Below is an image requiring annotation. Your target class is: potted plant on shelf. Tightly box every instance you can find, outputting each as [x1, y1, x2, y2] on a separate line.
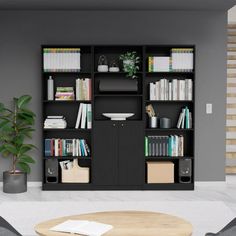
[119, 51, 140, 78]
[0, 95, 36, 193]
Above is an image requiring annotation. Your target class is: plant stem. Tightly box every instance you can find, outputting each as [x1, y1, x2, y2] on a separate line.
[12, 100, 17, 174]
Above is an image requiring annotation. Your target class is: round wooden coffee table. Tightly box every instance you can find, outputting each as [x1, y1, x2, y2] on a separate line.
[35, 211, 193, 236]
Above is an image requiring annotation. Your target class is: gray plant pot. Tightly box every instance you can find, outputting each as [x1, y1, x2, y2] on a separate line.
[3, 171, 27, 193]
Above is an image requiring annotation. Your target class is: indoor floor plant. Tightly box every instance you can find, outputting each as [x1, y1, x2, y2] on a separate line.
[0, 95, 36, 193]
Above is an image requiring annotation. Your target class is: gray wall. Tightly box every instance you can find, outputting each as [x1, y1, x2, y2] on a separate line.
[0, 10, 227, 181]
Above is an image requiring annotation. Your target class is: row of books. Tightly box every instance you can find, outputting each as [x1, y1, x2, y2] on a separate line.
[149, 79, 193, 101]
[55, 87, 75, 100]
[43, 48, 81, 72]
[145, 135, 184, 157]
[148, 48, 194, 72]
[76, 78, 92, 101]
[171, 48, 194, 72]
[44, 138, 90, 157]
[177, 107, 192, 129]
[75, 103, 92, 129]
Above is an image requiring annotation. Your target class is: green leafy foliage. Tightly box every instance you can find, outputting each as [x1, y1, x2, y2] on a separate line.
[119, 51, 140, 78]
[0, 95, 36, 174]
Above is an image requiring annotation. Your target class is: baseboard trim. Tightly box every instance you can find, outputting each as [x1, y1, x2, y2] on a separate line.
[0, 181, 42, 187]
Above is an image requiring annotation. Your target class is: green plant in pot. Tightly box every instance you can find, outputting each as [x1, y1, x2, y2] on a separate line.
[119, 51, 140, 78]
[0, 95, 36, 193]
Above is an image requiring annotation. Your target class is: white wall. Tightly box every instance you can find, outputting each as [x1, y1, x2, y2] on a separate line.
[228, 5, 236, 22]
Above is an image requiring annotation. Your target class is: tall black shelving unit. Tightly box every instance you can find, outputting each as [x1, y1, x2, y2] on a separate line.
[42, 45, 195, 190]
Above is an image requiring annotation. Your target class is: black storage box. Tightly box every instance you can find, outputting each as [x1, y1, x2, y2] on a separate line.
[99, 78, 138, 92]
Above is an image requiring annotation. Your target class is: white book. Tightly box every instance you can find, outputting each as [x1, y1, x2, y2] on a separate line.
[172, 79, 178, 100]
[188, 79, 193, 100]
[72, 139, 76, 157]
[149, 83, 155, 100]
[168, 82, 172, 100]
[155, 81, 160, 100]
[87, 104, 92, 129]
[50, 220, 113, 236]
[181, 108, 186, 129]
[76, 79, 81, 101]
[85, 78, 90, 100]
[81, 104, 87, 129]
[177, 111, 184, 129]
[160, 79, 165, 100]
[179, 80, 185, 100]
[164, 79, 168, 100]
[153, 57, 170, 72]
[54, 139, 59, 156]
[175, 135, 179, 157]
[75, 103, 83, 129]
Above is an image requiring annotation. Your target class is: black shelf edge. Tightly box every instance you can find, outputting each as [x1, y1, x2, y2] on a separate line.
[43, 71, 91, 74]
[145, 128, 194, 131]
[145, 100, 193, 103]
[43, 100, 91, 103]
[143, 183, 194, 190]
[44, 156, 91, 160]
[145, 156, 193, 160]
[94, 94, 143, 97]
[94, 72, 143, 75]
[43, 128, 91, 131]
[145, 71, 194, 74]
[42, 183, 194, 191]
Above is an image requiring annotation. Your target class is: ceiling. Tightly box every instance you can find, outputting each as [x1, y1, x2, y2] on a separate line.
[0, 0, 235, 11]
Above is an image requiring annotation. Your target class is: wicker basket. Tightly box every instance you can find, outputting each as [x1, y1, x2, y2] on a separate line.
[61, 159, 89, 183]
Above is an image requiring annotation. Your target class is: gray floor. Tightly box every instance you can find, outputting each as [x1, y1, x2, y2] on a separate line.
[0, 176, 236, 236]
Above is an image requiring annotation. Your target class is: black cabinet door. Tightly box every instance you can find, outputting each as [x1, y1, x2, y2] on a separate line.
[118, 121, 144, 185]
[93, 121, 118, 185]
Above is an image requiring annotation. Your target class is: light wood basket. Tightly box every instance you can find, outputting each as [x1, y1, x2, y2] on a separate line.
[61, 159, 90, 183]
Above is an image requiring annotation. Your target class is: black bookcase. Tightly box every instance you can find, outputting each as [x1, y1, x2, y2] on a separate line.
[42, 45, 195, 190]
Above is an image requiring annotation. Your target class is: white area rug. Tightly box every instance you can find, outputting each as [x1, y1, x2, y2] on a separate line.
[0, 201, 234, 236]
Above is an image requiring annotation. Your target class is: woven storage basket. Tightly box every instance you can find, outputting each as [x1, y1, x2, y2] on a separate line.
[61, 159, 89, 183]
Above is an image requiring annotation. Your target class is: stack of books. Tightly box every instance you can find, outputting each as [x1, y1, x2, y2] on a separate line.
[44, 138, 90, 157]
[43, 48, 81, 72]
[76, 78, 92, 101]
[55, 87, 75, 100]
[75, 103, 92, 129]
[148, 57, 171, 72]
[176, 107, 192, 129]
[148, 48, 194, 72]
[44, 116, 67, 129]
[171, 48, 194, 72]
[145, 135, 184, 157]
[149, 79, 193, 101]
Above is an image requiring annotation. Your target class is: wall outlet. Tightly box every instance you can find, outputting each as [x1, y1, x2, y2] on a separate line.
[206, 103, 212, 114]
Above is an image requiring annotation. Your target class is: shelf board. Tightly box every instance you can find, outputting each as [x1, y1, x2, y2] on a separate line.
[145, 128, 194, 131]
[94, 94, 142, 97]
[43, 71, 91, 74]
[43, 100, 91, 103]
[94, 72, 143, 75]
[145, 156, 193, 160]
[145, 100, 193, 103]
[146, 71, 194, 75]
[44, 156, 91, 160]
[43, 128, 91, 132]
[143, 183, 194, 190]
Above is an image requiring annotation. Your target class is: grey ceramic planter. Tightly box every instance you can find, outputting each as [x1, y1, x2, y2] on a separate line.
[3, 171, 27, 193]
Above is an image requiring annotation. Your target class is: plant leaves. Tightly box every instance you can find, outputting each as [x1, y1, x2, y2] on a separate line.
[0, 120, 10, 128]
[17, 95, 32, 109]
[4, 144, 17, 155]
[19, 155, 35, 164]
[17, 162, 30, 173]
